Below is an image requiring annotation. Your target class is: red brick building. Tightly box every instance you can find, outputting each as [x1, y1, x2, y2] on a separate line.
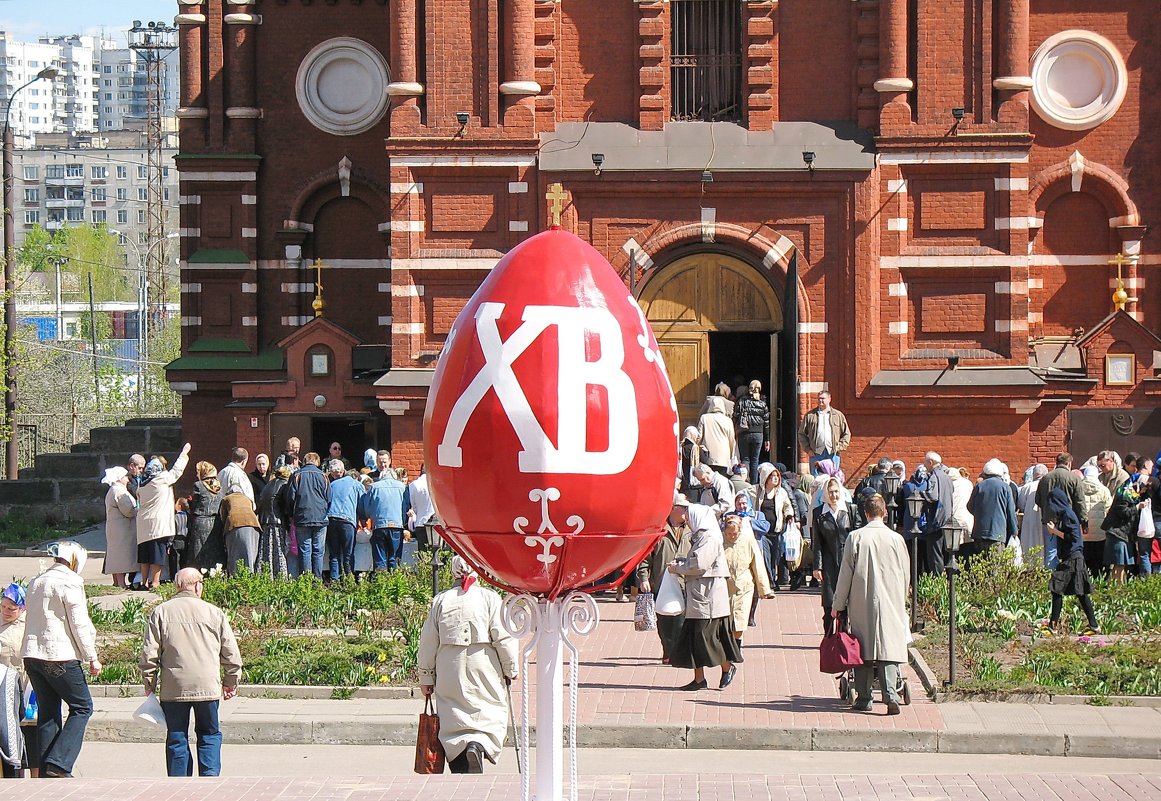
[168, 0, 1161, 477]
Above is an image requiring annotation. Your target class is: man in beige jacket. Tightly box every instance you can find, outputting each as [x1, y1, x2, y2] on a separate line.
[140, 568, 241, 777]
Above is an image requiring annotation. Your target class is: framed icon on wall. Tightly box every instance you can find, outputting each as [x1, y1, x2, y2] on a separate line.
[1105, 353, 1135, 386]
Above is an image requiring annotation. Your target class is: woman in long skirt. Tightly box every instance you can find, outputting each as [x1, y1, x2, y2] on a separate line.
[256, 466, 290, 578]
[100, 467, 137, 588]
[669, 502, 742, 691]
[722, 514, 771, 654]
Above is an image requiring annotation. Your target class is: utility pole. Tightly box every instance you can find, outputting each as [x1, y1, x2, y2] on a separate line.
[129, 21, 177, 336]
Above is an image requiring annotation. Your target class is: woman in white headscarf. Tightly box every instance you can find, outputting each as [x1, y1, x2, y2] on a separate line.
[100, 466, 137, 589]
[135, 444, 192, 590]
[417, 556, 518, 774]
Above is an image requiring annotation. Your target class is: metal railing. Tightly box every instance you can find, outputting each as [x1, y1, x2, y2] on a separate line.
[670, 0, 743, 122]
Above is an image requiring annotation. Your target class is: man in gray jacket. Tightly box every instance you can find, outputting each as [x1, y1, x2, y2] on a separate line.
[140, 568, 242, 777]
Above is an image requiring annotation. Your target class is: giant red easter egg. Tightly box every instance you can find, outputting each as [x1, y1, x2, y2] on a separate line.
[423, 228, 679, 598]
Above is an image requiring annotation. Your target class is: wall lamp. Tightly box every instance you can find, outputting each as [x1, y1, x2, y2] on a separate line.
[591, 153, 604, 176]
[947, 355, 960, 370]
[454, 111, 469, 136]
[802, 151, 815, 173]
[951, 107, 965, 135]
[701, 169, 713, 183]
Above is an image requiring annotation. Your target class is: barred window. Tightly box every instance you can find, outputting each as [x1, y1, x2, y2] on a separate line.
[670, 0, 742, 122]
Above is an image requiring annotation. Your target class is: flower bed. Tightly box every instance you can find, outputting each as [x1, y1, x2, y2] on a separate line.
[88, 554, 453, 688]
[914, 546, 1161, 698]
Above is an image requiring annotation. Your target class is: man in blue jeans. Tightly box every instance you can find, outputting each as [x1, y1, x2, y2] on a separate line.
[285, 452, 330, 578]
[326, 461, 366, 580]
[140, 568, 242, 777]
[358, 452, 408, 570]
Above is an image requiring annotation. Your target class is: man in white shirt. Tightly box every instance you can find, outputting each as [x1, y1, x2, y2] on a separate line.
[217, 447, 255, 510]
[405, 465, 440, 550]
[797, 391, 851, 475]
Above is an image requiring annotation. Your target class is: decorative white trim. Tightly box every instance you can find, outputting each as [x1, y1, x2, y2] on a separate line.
[1122, 240, 1142, 257]
[241, 227, 258, 238]
[886, 179, 907, 193]
[1027, 254, 1161, 267]
[180, 283, 202, 293]
[873, 78, 914, 92]
[175, 13, 207, 24]
[378, 315, 394, 326]
[995, 319, 1029, 332]
[241, 282, 258, 293]
[798, 322, 828, 334]
[995, 216, 1040, 230]
[762, 235, 796, 269]
[390, 182, 423, 195]
[887, 217, 908, 231]
[1109, 277, 1141, 289]
[180, 316, 202, 326]
[1028, 278, 1044, 289]
[888, 282, 907, 297]
[993, 76, 1034, 91]
[499, 80, 542, 96]
[888, 321, 909, 335]
[994, 281, 1028, 295]
[391, 257, 500, 271]
[509, 182, 529, 194]
[181, 171, 257, 182]
[180, 227, 201, 237]
[389, 220, 425, 232]
[169, 382, 198, 394]
[879, 151, 1029, 165]
[1010, 399, 1042, 414]
[881, 255, 1019, 269]
[241, 316, 258, 326]
[700, 207, 716, 243]
[1031, 30, 1127, 132]
[379, 400, 412, 416]
[181, 260, 256, 271]
[798, 382, 829, 394]
[1028, 312, 1044, 324]
[281, 315, 314, 326]
[296, 37, 391, 136]
[994, 177, 1029, 191]
[391, 284, 424, 297]
[621, 238, 655, 270]
[280, 282, 314, 293]
[283, 220, 314, 232]
[315, 258, 389, 269]
[392, 155, 537, 168]
[223, 12, 262, 23]
[385, 81, 425, 97]
[176, 107, 210, 119]
[392, 322, 424, 334]
[241, 194, 258, 205]
[225, 107, 262, 118]
[509, 220, 529, 232]
[179, 194, 201, 205]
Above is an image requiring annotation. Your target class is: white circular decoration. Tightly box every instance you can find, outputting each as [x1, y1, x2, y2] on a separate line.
[296, 38, 390, 136]
[1030, 30, 1126, 131]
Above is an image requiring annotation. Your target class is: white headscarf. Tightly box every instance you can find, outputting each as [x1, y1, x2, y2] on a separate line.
[101, 466, 128, 486]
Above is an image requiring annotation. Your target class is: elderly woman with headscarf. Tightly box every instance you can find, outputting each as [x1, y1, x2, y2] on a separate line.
[1042, 488, 1101, 635]
[721, 513, 772, 654]
[256, 465, 292, 578]
[418, 556, 518, 774]
[812, 476, 861, 635]
[679, 426, 702, 497]
[1, 583, 35, 777]
[21, 542, 100, 778]
[1017, 464, 1048, 564]
[1101, 481, 1141, 584]
[810, 459, 849, 507]
[668, 503, 742, 691]
[185, 461, 224, 571]
[219, 469, 262, 576]
[135, 444, 192, 590]
[100, 466, 137, 589]
[749, 464, 796, 590]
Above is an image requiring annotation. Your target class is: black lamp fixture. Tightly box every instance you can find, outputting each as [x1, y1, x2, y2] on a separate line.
[591, 152, 605, 176]
[883, 472, 901, 520]
[454, 111, 469, 136]
[947, 355, 960, 370]
[700, 169, 713, 183]
[940, 521, 967, 686]
[951, 107, 965, 135]
[905, 488, 926, 630]
[801, 151, 816, 172]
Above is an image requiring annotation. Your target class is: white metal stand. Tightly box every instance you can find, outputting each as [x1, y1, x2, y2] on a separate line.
[502, 591, 598, 801]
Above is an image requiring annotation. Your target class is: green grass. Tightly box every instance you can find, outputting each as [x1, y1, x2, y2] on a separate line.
[0, 513, 90, 549]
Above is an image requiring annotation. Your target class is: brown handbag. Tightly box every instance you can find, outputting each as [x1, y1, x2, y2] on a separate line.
[414, 696, 445, 774]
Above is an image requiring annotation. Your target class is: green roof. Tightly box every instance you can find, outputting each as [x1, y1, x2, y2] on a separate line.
[167, 348, 284, 372]
[188, 249, 250, 264]
[188, 338, 251, 354]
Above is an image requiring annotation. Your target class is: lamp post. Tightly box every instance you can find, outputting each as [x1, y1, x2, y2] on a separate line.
[3, 66, 58, 478]
[905, 489, 926, 631]
[940, 521, 966, 686]
[109, 229, 178, 411]
[883, 472, 901, 531]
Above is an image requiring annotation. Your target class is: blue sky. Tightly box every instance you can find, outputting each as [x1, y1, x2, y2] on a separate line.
[0, 1, 173, 44]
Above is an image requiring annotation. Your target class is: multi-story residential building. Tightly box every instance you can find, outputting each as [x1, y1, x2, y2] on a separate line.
[40, 34, 104, 135]
[97, 47, 179, 132]
[0, 33, 68, 143]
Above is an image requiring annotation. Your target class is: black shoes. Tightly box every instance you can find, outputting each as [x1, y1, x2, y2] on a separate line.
[43, 764, 74, 778]
[679, 679, 708, 691]
[886, 701, 901, 716]
[464, 742, 485, 774]
[850, 699, 873, 712]
[719, 666, 737, 689]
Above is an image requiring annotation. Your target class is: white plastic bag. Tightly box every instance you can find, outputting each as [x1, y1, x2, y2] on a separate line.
[133, 693, 165, 729]
[654, 570, 685, 616]
[1139, 500, 1155, 539]
[1006, 535, 1023, 567]
[782, 521, 803, 566]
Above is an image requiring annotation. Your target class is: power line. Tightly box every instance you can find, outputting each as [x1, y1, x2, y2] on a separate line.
[17, 336, 175, 367]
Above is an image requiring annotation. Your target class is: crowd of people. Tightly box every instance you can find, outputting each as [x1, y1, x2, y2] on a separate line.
[100, 437, 439, 586]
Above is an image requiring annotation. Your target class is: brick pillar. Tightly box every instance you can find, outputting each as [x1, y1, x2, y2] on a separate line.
[175, 2, 208, 150]
[637, 0, 667, 130]
[993, 0, 1031, 130]
[501, 0, 540, 127]
[533, 1, 558, 121]
[224, 4, 260, 153]
[388, 0, 423, 128]
[743, 0, 776, 129]
[875, 0, 912, 133]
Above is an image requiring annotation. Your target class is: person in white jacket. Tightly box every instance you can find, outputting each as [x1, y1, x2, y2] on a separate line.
[20, 542, 101, 778]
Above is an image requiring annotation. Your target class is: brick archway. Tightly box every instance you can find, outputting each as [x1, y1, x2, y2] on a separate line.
[1030, 152, 1139, 228]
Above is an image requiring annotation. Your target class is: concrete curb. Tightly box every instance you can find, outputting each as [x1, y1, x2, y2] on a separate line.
[82, 715, 1161, 759]
[87, 683, 419, 700]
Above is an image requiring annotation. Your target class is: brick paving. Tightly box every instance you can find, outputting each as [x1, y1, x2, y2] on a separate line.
[526, 589, 943, 731]
[8, 773, 1161, 801]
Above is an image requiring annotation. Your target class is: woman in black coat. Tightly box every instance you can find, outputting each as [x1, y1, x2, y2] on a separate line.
[184, 461, 225, 570]
[812, 476, 859, 635]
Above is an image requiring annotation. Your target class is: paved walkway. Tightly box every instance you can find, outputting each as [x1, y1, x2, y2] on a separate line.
[9, 773, 1161, 801]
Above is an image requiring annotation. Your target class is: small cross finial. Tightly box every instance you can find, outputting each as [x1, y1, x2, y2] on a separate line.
[546, 182, 567, 228]
[312, 259, 326, 318]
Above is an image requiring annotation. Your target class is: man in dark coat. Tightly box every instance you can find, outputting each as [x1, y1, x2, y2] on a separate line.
[967, 458, 1018, 561]
[284, 452, 330, 578]
[1035, 452, 1087, 569]
[856, 457, 893, 504]
[922, 452, 955, 574]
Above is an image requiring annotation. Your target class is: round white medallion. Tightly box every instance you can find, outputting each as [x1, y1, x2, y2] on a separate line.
[1030, 30, 1126, 131]
[296, 37, 391, 136]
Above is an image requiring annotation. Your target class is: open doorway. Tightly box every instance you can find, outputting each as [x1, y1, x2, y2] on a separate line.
[708, 331, 773, 400]
[310, 416, 384, 468]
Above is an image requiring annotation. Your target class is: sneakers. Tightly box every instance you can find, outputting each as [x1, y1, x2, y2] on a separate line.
[719, 666, 737, 689]
[1038, 624, 1056, 637]
[1081, 626, 1102, 636]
